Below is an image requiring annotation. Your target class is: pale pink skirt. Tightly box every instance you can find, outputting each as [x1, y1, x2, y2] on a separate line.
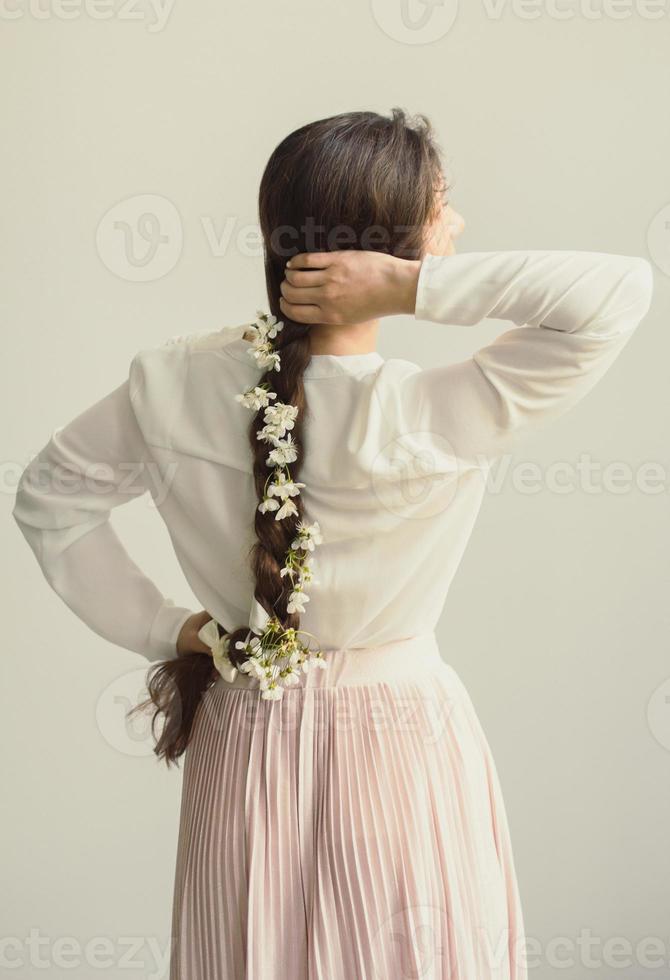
[169, 632, 527, 980]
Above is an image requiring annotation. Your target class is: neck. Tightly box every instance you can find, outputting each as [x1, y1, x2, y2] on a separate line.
[307, 319, 380, 356]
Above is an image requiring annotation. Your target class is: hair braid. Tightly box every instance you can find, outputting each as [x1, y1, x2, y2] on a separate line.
[227, 322, 313, 663]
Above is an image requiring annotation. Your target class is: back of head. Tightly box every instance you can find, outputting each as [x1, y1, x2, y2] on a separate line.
[260, 107, 444, 311]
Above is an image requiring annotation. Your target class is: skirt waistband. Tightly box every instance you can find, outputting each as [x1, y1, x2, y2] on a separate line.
[216, 631, 443, 692]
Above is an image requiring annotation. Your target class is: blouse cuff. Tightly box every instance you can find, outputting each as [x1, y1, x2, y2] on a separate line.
[414, 253, 482, 326]
[147, 600, 195, 662]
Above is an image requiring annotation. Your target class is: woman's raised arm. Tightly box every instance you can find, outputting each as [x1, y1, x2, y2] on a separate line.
[281, 249, 654, 463]
[404, 250, 654, 463]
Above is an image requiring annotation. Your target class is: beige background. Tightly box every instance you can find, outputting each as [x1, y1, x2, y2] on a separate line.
[2, 1, 669, 977]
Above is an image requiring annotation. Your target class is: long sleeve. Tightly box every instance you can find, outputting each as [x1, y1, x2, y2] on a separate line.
[406, 250, 654, 464]
[12, 378, 195, 662]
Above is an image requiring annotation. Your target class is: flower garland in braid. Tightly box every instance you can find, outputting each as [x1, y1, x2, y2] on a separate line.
[198, 311, 327, 700]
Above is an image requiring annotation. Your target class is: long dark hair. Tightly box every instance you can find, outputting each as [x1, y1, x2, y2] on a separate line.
[132, 108, 444, 765]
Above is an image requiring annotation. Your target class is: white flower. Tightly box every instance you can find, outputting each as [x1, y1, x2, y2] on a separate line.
[248, 344, 281, 372]
[256, 426, 276, 445]
[254, 310, 284, 340]
[282, 671, 300, 687]
[291, 520, 322, 551]
[302, 653, 328, 673]
[257, 403, 298, 443]
[239, 656, 267, 681]
[235, 634, 263, 658]
[287, 589, 309, 614]
[266, 435, 298, 467]
[263, 402, 298, 437]
[258, 496, 280, 514]
[261, 685, 284, 701]
[235, 386, 277, 411]
[267, 472, 305, 501]
[275, 498, 299, 521]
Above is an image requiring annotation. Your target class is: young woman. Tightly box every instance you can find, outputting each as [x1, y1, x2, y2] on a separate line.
[13, 109, 653, 979]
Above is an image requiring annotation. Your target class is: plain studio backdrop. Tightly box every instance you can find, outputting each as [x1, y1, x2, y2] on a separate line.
[2, 3, 669, 978]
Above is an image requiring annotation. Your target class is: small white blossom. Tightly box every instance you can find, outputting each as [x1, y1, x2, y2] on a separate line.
[239, 657, 267, 681]
[248, 344, 281, 371]
[235, 635, 262, 658]
[263, 402, 298, 437]
[267, 472, 305, 501]
[291, 520, 323, 551]
[258, 496, 280, 514]
[302, 654, 328, 673]
[257, 403, 298, 442]
[235, 386, 277, 411]
[287, 589, 309, 614]
[261, 685, 284, 701]
[275, 498, 299, 521]
[254, 310, 284, 340]
[266, 435, 298, 467]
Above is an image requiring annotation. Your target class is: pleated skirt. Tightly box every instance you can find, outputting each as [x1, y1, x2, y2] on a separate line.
[168, 632, 527, 980]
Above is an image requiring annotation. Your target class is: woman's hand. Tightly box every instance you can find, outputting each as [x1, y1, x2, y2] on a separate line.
[176, 610, 215, 657]
[279, 251, 422, 325]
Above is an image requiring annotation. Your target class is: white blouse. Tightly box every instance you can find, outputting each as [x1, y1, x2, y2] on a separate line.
[13, 250, 653, 661]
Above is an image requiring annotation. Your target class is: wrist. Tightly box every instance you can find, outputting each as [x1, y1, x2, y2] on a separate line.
[386, 257, 421, 316]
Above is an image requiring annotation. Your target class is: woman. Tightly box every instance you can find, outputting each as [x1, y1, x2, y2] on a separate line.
[13, 109, 653, 979]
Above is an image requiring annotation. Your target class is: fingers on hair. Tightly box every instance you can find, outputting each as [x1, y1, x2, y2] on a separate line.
[280, 282, 324, 305]
[284, 269, 328, 287]
[287, 252, 332, 270]
[279, 297, 321, 323]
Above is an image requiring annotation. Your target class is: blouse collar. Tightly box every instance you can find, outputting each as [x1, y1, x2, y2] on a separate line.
[222, 331, 385, 379]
